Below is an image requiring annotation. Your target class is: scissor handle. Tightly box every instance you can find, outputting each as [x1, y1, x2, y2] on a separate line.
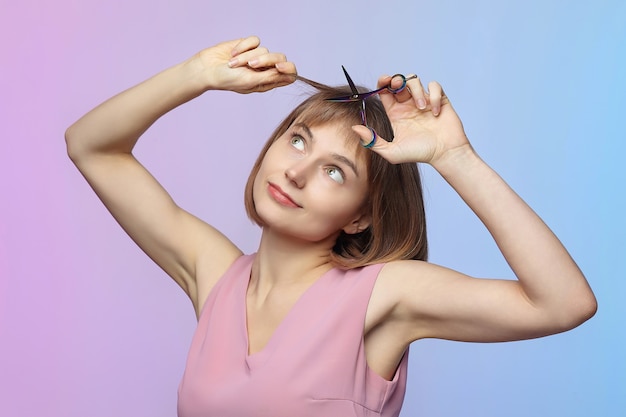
[387, 74, 418, 94]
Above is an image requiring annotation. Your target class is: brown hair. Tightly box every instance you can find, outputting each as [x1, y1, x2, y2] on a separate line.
[244, 76, 428, 268]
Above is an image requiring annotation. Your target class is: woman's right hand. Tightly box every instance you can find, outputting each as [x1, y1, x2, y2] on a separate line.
[191, 36, 297, 94]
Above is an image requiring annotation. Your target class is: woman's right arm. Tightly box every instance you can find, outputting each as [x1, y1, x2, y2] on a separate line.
[65, 36, 297, 315]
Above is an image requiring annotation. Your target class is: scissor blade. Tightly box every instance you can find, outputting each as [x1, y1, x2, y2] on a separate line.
[341, 65, 359, 96]
[326, 95, 360, 102]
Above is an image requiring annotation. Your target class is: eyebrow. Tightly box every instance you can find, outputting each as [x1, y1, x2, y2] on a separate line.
[293, 122, 360, 177]
[331, 153, 360, 177]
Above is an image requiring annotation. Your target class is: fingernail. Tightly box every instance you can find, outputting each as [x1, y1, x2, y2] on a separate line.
[228, 58, 238, 68]
[248, 59, 259, 67]
[417, 98, 426, 109]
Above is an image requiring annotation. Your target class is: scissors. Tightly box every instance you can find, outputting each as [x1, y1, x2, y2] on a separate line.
[326, 66, 417, 147]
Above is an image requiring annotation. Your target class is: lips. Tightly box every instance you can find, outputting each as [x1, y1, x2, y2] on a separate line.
[267, 183, 302, 208]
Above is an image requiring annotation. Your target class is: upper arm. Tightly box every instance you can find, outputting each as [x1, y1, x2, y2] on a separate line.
[376, 260, 586, 344]
[72, 151, 242, 311]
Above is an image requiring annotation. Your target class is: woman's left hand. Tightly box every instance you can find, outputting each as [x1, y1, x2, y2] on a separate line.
[352, 75, 469, 165]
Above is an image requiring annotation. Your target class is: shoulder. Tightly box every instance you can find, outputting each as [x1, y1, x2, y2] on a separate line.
[372, 259, 435, 301]
[375, 259, 460, 295]
[365, 260, 445, 331]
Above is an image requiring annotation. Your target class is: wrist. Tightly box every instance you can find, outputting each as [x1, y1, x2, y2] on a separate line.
[179, 56, 215, 94]
[430, 142, 482, 178]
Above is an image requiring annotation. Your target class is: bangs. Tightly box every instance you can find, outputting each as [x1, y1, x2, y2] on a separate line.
[291, 88, 378, 163]
[295, 102, 367, 155]
[297, 96, 362, 128]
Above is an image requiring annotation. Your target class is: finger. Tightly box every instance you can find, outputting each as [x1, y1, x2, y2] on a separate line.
[351, 125, 391, 151]
[230, 35, 261, 57]
[247, 52, 288, 69]
[228, 46, 269, 68]
[405, 75, 427, 109]
[264, 69, 298, 89]
[389, 74, 414, 104]
[251, 64, 298, 92]
[375, 74, 393, 89]
[427, 81, 444, 116]
[275, 61, 297, 77]
[377, 75, 397, 109]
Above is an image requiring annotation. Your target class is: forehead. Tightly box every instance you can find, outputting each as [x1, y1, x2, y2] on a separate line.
[290, 117, 369, 162]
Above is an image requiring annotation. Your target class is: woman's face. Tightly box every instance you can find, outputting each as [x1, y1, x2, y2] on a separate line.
[252, 120, 371, 243]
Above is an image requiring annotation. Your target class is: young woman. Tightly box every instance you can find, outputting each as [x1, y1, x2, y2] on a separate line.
[65, 36, 597, 417]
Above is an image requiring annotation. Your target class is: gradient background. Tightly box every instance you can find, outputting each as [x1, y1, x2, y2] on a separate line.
[1, 0, 624, 416]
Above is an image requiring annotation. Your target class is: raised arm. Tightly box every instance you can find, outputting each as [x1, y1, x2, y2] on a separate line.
[356, 75, 596, 343]
[65, 36, 297, 315]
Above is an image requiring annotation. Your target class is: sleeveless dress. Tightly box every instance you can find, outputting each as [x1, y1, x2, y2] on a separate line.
[178, 254, 409, 417]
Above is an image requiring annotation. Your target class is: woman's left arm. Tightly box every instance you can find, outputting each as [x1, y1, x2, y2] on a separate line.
[356, 75, 597, 343]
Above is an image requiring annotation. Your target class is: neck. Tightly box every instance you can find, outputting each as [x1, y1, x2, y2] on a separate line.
[252, 227, 338, 290]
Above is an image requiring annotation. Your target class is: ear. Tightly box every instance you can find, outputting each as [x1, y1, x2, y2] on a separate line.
[342, 213, 372, 235]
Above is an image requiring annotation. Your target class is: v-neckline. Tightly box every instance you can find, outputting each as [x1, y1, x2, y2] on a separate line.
[243, 262, 335, 366]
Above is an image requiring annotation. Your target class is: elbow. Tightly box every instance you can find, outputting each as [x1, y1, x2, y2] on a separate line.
[578, 292, 598, 324]
[65, 124, 81, 163]
[573, 281, 598, 326]
[65, 123, 94, 165]
[555, 290, 598, 332]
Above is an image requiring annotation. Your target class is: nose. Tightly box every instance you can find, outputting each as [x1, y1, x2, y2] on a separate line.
[284, 162, 309, 189]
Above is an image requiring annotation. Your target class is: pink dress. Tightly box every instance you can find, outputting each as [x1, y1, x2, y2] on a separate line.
[178, 254, 408, 417]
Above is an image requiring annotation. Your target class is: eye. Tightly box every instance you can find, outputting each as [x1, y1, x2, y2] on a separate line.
[290, 135, 305, 151]
[326, 167, 345, 184]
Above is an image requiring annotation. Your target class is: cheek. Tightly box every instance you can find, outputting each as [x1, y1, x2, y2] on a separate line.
[254, 152, 274, 182]
[251, 166, 268, 207]
[319, 191, 367, 223]
[257, 147, 284, 173]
